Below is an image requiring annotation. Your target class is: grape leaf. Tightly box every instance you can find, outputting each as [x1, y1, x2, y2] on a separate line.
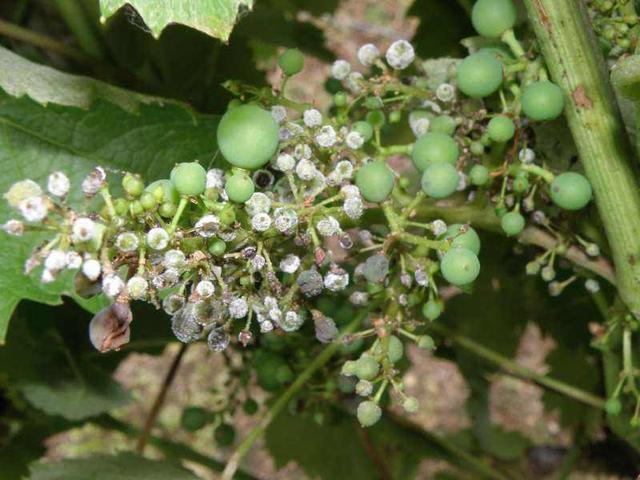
[99, 0, 254, 41]
[0, 46, 219, 343]
[29, 453, 199, 479]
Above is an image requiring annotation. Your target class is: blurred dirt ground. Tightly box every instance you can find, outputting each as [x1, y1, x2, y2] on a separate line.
[43, 1, 630, 478]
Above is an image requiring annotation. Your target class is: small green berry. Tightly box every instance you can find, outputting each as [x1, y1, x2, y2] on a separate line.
[225, 172, 255, 203]
[171, 162, 207, 196]
[279, 48, 304, 76]
[501, 211, 525, 236]
[487, 116, 516, 143]
[470, 164, 490, 186]
[357, 400, 382, 427]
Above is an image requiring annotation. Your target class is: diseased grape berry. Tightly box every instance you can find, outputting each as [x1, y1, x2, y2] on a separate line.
[550, 172, 592, 210]
[373, 335, 404, 363]
[501, 211, 525, 236]
[352, 120, 374, 142]
[470, 164, 490, 186]
[422, 299, 443, 321]
[412, 133, 459, 172]
[402, 397, 420, 413]
[472, 0, 517, 38]
[354, 354, 380, 380]
[122, 173, 144, 197]
[279, 48, 304, 76]
[521, 81, 565, 121]
[225, 172, 255, 203]
[456, 52, 503, 99]
[440, 248, 481, 286]
[487, 116, 515, 143]
[214, 423, 236, 446]
[217, 104, 279, 169]
[357, 400, 382, 427]
[181, 406, 209, 432]
[362, 254, 390, 284]
[513, 173, 529, 193]
[355, 161, 394, 203]
[421, 163, 460, 199]
[441, 223, 481, 254]
[171, 162, 206, 196]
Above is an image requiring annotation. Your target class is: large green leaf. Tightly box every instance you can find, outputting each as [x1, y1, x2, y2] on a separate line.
[0, 46, 218, 343]
[29, 453, 199, 479]
[99, 0, 254, 41]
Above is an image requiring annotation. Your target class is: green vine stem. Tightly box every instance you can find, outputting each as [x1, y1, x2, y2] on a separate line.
[521, 0, 640, 315]
[221, 304, 379, 480]
[52, 0, 105, 59]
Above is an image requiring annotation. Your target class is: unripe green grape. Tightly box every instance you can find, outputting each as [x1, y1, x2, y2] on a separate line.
[389, 110, 402, 123]
[421, 163, 460, 199]
[441, 223, 481, 254]
[218, 204, 237, 226]
[354, 354, 380, 381]
[352, 121, 374, 142]
[440, 248, 481, 286]
[243, 398, 259, 415]
[113, 198, 129, 216]
[550, 172, 593, 210]
[278, 48, 304, 76]
[146, 179, 179, 205]
[341, 360, 357, 376]
[334, 91, 348, 107]
[159, 202, 177, 218]
[355, 161, 395, 203]
[208, 239, 226, 256]
[140, 191, 158, 211]
[412, 133, 459, 171]
[366, 110, 386, 128]
[512, 174, 529, 193]
[357, 400, 382, 427]
[470, 141, 485, 156]
[417, 335, 435, 350]
[227, 98, 242, 110]
[129, 200, 143, 216]
[181, 406, 209, 432]
[501, 211, 525, 236]
[225, 172, 255, 203]
[430, 115, 456, 136]
[170, 162, 207, 196]
[363, 96, 383, 110]
[387, 335, 404, 363]
[205, 187, 219, 201]
[605, 397, 622, 416]
[521, 81, 565, 121]
[456, 52, 503, 99]
[422, 299, 443, 321]
[217, 104, 279, 170]
[471, 0, 517, 38]
[470, 164, 490, 186]
[487, 116, 515, 143]
[122, 173, 144, 197]
[403, 397, 420, 413]
[214, 423, 236, 446]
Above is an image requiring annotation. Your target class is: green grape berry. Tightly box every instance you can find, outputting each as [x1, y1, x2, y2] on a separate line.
[159, 202, 177, 218]
[357, 400, 382, 427]
[146, 179, 179, 205]
[208, 239, 227, 256]
[417, 335, 435, 350]
[387, 335, 404, 363]
[389, 110, 402, 123]
[440, 248, 481, 286]
[355, 161, 395, 203]
[456, 52, 504, 99]
[279, 48, 304, 76]
[334, 92, 348, 107]
[170, 162, 207, 196]
[441, 223, 481, 254]
[139, 191, 158, 211]
[243, 398, 259, 415]
[214, 423, 236, 446]
[501, 211, 525, 236]
[550, 172, 593, 210]
[521, 81, 565, 121]
[366, 110, 386, 128]
[225, 172, 255, 203]
[354, 354, 380, 381]
[471, 0, 517, 38]
[421, 163, 460, 199]
[352, 120, 374, 142]
[422, 299, 443, 321]
[470, 141, 485, 156]
[412, 132, 459, 171]
[470, 164, 490, 186]
[487, 116, 516, 143]
[430, 115, 457, 136]
[403, 397, 420, 414]
[113, 198, 129, 216]
[122, 173, 144, 197]
[129, 200, 143, 216]
[512, 173, 529, 193]
[180, 406, 209, 432]
[217, 104, 279, 170]
[605, 397, 622, 416]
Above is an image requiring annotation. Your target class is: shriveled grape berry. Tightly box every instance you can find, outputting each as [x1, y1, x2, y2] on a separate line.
[440, 248, 481, 286]
[521, 81, 565, 121]
[171, 162, 206, 196]
[279, 48, 304, 76]
[550, 172, 592, 210]
[501, 211, 525, 236]
[441, 223, 481, 254]
[472, 0, 517, 38]
[412, 132, 459, 171]
[421, 163, 460, 199]
[225, 172, 255, 203]
[456, 52, 503, 99]
[217, 104, 279, 170]
[355, 161, 394, 203]
[487, 116, 515, 143]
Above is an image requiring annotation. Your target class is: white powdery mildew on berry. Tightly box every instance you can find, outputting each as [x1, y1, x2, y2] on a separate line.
[270, 105, 287, 124]
[146, 227, 169, 250]
[195, 280, 215, 298]
[102, 273, 124, 298]
[357, 43, 380, 67]
[115, 232, 139, 252]
[194, 215, 220, 238]
[2, 219, 24, 236]
[436, 83, 456, 102]
[72, 217, 96, 242]
[163, 249, 186, 269]
[229, 297, 248, 319]
[276, 153, 295, 171]
[44, 249, 67, 272]
[251, 212, 272, 232]
[82, 258, 101, 281]
[386, 40, 415, 70]
[331, 59, 351, 80]
[343, 196, 364, 220]
[316, 216, 341, 237]
[18, 196, 49, 222]
[245, 192, 272, 216]
[295, 158, 317, 181]
[346, 131, 364, 150]
[47, 171, 70, 197]
[206, 169, 225, 189]
[127, 276, 148, 300]
[303, 109, 322, 128]
[315, 125, 337, 148]
[279, 254, 300, 273]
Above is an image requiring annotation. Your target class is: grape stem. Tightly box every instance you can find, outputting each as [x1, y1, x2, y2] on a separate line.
[522, 0, 640, 316]
[220, 303, 380, 480]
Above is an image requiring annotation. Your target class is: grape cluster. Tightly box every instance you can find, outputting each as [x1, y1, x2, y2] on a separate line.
[588, 0, 638, 57]
[2, 0, 602, 427]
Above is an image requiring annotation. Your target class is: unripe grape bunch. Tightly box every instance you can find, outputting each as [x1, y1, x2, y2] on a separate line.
[2, 0, 604, 428]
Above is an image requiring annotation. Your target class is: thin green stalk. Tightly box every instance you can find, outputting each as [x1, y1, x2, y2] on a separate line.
[431, 324, 606, 409]
[52, 0, 105, 58]
[220, 304, 379, 480]
[522, 0, 640, 316]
